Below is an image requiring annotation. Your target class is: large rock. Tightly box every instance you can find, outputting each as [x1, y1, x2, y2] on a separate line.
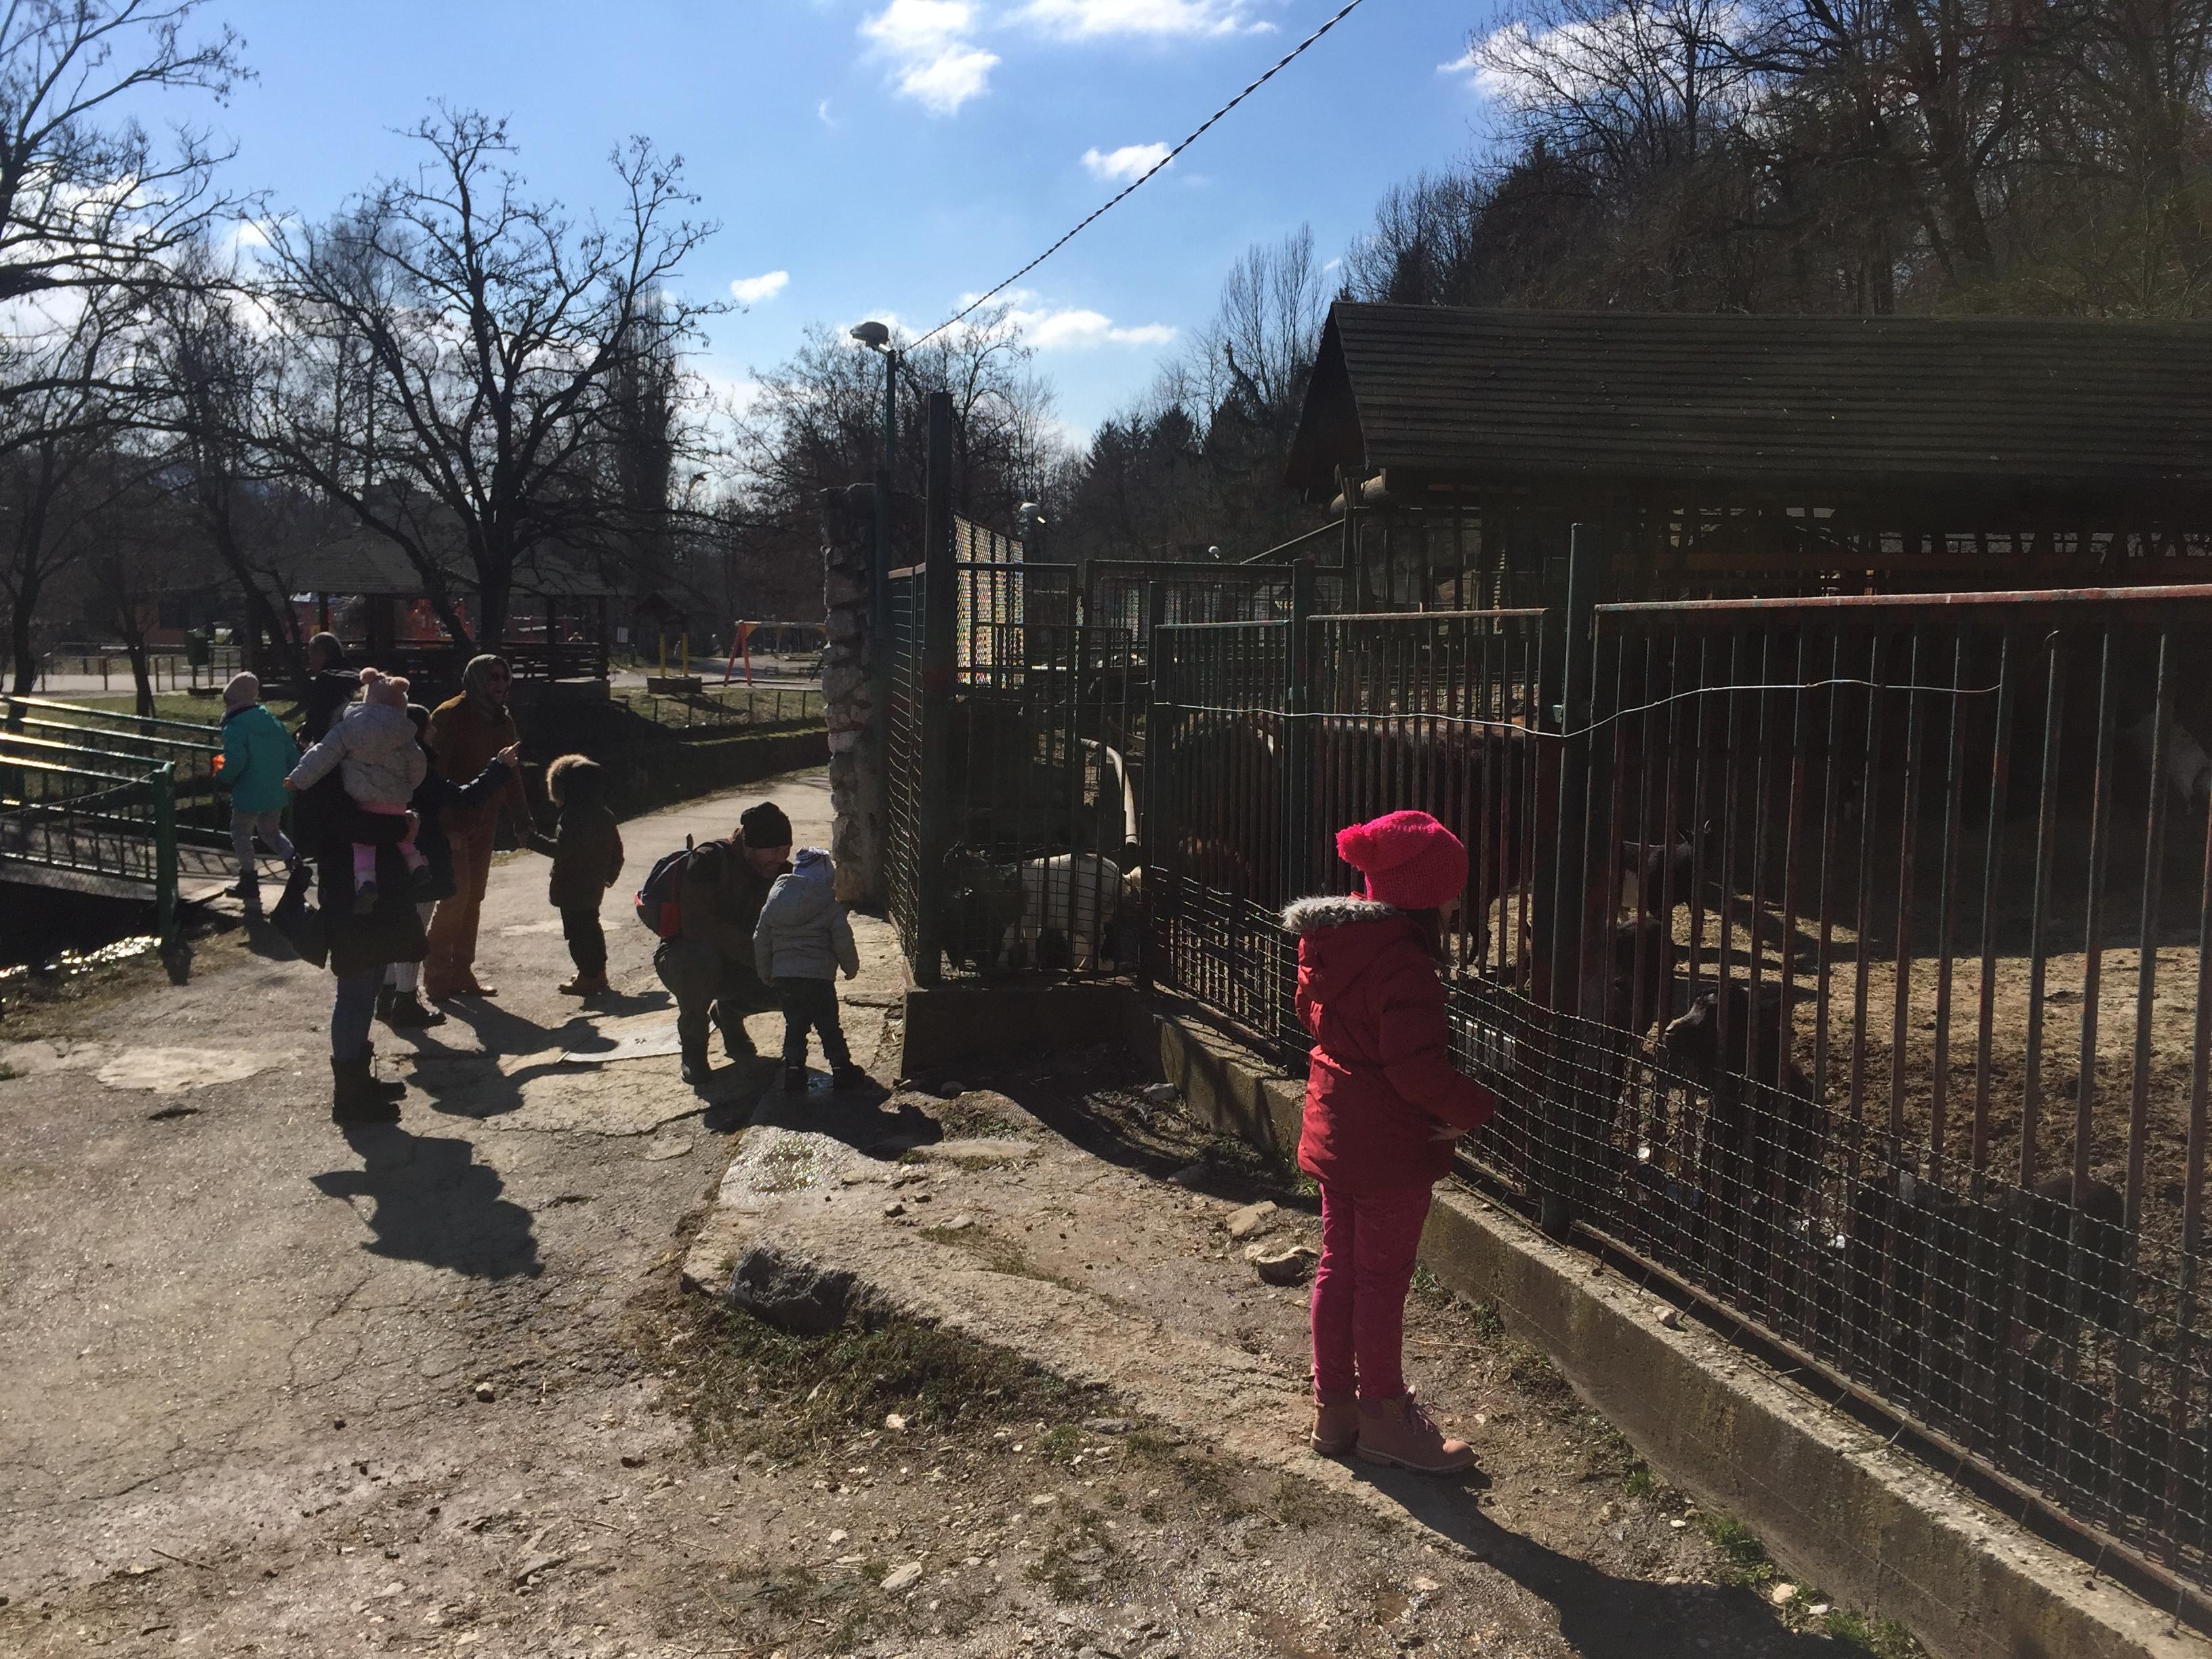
[725, 1242, 866, 1335]
[1223, 1201, 1279, 1242]
[1245, 1242, 1319, 1286]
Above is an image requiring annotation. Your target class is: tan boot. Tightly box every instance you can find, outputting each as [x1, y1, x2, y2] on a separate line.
[1311, 1397, 1359, 1456]
[1355, 1390, 1475, 1474]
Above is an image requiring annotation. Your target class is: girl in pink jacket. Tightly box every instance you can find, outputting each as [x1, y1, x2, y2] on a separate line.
[1283, 810, 1496, 1473]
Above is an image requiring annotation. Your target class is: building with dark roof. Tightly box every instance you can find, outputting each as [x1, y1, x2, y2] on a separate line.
[1279, 304, 2212, 605]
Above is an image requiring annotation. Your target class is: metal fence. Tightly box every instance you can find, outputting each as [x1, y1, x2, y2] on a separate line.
[1143, 560, 2212, 1614]
[0, 749, 180, 939]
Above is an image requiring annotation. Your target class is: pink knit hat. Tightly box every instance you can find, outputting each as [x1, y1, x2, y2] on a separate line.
[1336, 810, 1468, 912]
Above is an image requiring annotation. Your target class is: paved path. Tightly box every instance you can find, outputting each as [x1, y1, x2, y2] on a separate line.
[0, 766, 908, 1654]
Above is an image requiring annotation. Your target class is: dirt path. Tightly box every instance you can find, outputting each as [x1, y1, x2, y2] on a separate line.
[0, 770, 905, 1656]
[0, 764, 1905, 1658]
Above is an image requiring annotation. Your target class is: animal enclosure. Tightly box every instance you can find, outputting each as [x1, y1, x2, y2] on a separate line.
[1141, 578, 2212, 1612]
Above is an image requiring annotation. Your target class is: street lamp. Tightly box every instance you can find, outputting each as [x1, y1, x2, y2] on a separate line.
[851, 321, 899, 642]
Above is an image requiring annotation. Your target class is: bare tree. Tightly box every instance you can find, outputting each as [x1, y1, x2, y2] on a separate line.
[139, 239, 319, 684]
[255, 108, 720, 648]
[0, 286, 140, 690]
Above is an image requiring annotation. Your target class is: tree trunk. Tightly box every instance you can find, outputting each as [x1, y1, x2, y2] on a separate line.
[123, 636, 155, 718]
[8, 569, 41, 695]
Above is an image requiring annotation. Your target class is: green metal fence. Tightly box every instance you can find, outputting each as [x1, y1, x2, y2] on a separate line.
[0, 751, 179, 942]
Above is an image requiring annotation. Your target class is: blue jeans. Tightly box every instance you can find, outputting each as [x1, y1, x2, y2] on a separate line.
[331, 967, 384, 1062]
[775, 977, 851, 1070]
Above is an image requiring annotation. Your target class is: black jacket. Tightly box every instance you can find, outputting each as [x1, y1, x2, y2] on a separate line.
[411, 760, 516, 901]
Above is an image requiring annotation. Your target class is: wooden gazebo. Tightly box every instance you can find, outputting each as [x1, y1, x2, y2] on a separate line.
[286, 537, 614, 689]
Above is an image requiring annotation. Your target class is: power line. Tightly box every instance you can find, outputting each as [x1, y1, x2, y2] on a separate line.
[909, 0, 1374, 349]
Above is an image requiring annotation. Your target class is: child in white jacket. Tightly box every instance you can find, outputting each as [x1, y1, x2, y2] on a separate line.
[287, 668, 431, 913]
[753, 846, 863, 1095]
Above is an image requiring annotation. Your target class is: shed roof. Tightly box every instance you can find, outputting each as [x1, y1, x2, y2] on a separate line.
[1284, 304, 2212, 510]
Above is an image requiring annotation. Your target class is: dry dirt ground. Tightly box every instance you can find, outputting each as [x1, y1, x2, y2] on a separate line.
[0, 766, 1915, 1658]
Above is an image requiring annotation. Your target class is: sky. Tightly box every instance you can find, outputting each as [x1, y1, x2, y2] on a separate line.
[168, 1, 1494, 441]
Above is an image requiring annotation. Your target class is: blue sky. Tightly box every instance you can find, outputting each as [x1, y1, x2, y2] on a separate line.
[186, 1, 1490, 438]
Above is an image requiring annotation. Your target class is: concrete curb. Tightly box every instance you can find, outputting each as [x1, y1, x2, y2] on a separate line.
[1131, 1000, 2211, 1659]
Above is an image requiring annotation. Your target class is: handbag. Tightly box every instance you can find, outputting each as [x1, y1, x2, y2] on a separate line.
[268, 858, 329, 968]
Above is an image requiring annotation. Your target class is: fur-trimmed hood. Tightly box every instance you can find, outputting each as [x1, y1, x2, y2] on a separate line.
[1281, 895, 1402, 937]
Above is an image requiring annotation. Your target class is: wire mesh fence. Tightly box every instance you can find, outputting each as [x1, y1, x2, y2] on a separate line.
[1142, 580, 2212, 1607]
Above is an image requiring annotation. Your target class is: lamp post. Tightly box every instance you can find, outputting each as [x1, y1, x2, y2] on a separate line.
[850, 321, 897, 640]
[850, 321, 899, 908]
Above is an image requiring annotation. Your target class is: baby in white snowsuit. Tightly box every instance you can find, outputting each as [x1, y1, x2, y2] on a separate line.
[287, 667, 431, 912]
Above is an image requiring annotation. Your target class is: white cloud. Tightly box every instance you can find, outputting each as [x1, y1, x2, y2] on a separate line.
[817, 98, 837, 127]
[1003, 293, 1176, 349]
[861, 0, 1000, 115]
[1082, 142, 1171, 184]
[730, 270, 791, 305]
[1019, 0, 1270, 39]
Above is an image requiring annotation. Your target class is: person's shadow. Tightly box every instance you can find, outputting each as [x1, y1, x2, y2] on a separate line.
[310, 1124, 541, 1279]
[398, 1000, 608, 1120]
[744, 1082, 943, 1160]
[1356, 1465, 1860, 1657]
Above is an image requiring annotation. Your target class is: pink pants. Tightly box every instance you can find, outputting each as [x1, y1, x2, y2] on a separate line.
[1310, 1181, 1433, 1406]
[352, 798, 424, 884]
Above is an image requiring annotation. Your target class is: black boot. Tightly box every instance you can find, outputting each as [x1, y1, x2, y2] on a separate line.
[832, 1065, 870, 1092]
[358, 1042, 408, 1102]
[384, 991, 445, 1029]
[331, 1057, 401, 1124]
[782, 1066, 808, 1095]
[720, 1022, 757, 1062]
[375, 986, 395, 1022]
[681, 1043, 714, 1087]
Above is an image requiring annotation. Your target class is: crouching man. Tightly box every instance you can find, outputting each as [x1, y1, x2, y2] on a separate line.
[654, 801, 794, 1085]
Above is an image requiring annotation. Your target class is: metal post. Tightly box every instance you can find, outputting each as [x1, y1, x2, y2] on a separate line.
[869, 346, 899, 910]
[913, 391, 957, 985]
[1281, 559, 1317, 1046]
[1536, 523, 1609, 1236]
[151, 761, 178, 949]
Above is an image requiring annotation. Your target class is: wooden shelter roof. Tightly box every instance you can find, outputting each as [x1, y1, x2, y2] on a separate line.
[1285, 304, 2212, 513]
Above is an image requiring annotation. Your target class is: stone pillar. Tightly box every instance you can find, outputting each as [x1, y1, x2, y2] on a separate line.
[821, 483, 882, 906]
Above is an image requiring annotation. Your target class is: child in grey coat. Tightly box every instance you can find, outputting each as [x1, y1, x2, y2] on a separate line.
[287, 668, 431, 913]
[752, 846, 863, 1094]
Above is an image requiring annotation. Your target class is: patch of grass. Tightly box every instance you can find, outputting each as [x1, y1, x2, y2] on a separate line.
[1622, 1466, 1658, 1499]
[1036, 1424, 1083, 1463]
[1820, 1607, 1928, 1658]
[0, 1061, 17, 1082]
[929, 1094, 1025, 1139]
[1270, 1470, 1328, 1531]
[1022, 1503, 1123, 1603]
[1695, 1513, 1778, 1589]
[1576, 1415, 1648, 1489]
[1123, 1426, 1243, 1516]
[1410, 1265, 1455, 1307]
[672, 1300, 1103, 1459]
[1468, 1299, 1508, 1340]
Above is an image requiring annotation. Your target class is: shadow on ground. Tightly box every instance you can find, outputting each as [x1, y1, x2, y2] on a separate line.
[310, 1124, 541, 1279]
[1359, 1467, 1860, 1658]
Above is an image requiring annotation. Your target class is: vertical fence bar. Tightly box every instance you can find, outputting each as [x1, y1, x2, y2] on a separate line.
[912, 392, 956, 986]
[152, 762, 178, 948]
[1539, 523, 1606, 1234]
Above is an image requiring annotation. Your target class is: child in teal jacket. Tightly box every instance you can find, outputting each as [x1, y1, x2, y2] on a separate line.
[220, 672, 297, 903]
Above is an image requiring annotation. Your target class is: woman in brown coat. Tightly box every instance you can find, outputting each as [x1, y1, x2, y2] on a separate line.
[529, 754, 625, 997]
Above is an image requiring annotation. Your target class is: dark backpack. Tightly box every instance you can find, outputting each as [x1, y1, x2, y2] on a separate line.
[634, 836, 695, 938]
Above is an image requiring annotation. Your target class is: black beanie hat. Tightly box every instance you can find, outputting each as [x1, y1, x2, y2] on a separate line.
[739, 802, 794, 848]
